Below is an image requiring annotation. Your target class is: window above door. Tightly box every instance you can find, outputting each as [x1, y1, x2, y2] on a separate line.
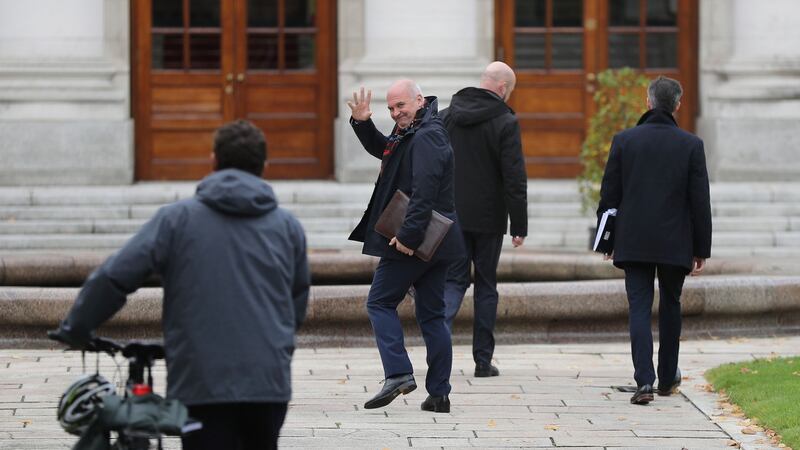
[151, 0, 222, 70]
[513, 0, 584, 71]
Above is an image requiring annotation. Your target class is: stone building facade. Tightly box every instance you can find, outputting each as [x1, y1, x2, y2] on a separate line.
[0, 0, 797, 185]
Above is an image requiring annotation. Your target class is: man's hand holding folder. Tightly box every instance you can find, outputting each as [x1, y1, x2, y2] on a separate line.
[593, 208, 617, 255]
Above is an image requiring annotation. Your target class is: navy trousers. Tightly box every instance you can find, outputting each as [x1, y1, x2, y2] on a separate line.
[367, 256, 452, 397]
[443, 231, 504, 366]
[624, 262, 686, 387]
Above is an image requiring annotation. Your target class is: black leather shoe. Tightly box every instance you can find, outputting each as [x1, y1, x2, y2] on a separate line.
[474, 363, 500, 377]
[630, 384, 654, 405]
[364, 374, 416, 409]
[421, 395, 450, 413]
[657, 367, 682, 396]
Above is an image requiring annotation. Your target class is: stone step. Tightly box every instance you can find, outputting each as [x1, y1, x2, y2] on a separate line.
[0, 182, 587, 206]
[1, 182, 799, 255]
[2, 250, 797, 287]
[0, 206, 132, 221]
[0, 220, 145, 234]
[3, 230, 800, 252]
[5, 201, 800, 223]
[712, 202, 800, 217]
[3, 181, 799, 207]
[3, 216, 800, 237]
[3, 275, 799, 344]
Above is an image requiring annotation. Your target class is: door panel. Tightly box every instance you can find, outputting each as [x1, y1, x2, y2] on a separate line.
[496, 0, 697, 178]
[236, 0, 333, 179]
[133, 0, 335, 180]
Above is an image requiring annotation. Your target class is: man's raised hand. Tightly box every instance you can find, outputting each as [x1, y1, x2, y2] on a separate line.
[347, 87, 373, 122]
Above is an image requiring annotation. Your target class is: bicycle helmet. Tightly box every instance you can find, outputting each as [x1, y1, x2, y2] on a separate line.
[57, 373, 116, 435]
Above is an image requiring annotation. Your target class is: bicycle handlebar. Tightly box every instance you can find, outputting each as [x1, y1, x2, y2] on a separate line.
[47, 329, 163, 361]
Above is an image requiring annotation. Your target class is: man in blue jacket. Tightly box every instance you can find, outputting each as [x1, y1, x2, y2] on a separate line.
[347, 80, 464, 413]
[54, 120, 310, 449]
[598, 76, 712, 405]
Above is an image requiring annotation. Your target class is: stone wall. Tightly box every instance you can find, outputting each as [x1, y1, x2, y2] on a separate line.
[0, 0, 132, 185]
[334, 0, 494, 182]
[697, 0, 800, 181]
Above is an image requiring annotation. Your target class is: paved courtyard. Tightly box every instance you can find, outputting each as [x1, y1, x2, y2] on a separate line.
[1, 336, 797, 449]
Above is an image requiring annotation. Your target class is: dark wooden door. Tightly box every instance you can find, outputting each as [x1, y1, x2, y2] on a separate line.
[133, 0, 335, 180]
[495, 0, 697, 178]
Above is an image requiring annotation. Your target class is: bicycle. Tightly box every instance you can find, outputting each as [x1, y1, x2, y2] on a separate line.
[49, 330, 196, 450]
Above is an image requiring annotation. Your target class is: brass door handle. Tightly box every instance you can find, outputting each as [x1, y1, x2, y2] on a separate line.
[226, 73, 234, 82]
[224, 85, 233, 95]
[236, 73, 246, 82]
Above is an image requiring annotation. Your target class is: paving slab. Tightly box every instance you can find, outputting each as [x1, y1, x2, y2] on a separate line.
[0, 336, 798, 449]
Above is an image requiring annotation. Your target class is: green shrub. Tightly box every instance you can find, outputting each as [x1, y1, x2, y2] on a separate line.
[578, 68, 649, 213]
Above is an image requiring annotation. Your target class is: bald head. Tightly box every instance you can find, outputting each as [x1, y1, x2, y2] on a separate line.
[387, 79, 422, 99]
[386, 79, 425, 129]
[480, 61, 516, 102]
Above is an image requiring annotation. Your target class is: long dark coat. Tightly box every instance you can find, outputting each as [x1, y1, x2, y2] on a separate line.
[348, 96, 464, 261]
[597, 108, 712, 272]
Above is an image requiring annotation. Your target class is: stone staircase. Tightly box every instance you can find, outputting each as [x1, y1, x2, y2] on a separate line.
[1, 181, 800, 258]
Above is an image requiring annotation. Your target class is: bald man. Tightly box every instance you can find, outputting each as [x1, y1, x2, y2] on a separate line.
[440, 62, 528, 378]
[346, 80, 465, 413]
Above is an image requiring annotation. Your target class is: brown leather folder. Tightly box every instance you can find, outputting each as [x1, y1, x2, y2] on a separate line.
[374, 190, 453, 262]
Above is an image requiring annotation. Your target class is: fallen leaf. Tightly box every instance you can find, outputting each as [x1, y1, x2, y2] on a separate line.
[488, 419, 496, 428]
[740, 367, 751, 374]
[510, 394, 520, 400]
[726, 439, 740, 447]
[792, 371, 800, 377]
[544, 424, 560, 431]
[337, 379, 347, 384]
[617, 416, 626, 421]
[20, 420, 32, 426]
[741, 427, 757, 435]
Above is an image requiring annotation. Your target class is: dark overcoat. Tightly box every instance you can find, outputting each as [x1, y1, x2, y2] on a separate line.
[348, 96, 464, 261]
[597, 108, 712, 272]
[440, 87, 528, 237]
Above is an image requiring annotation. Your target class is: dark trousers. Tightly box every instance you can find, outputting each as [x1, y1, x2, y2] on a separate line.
[444, 231, 504, 366]
[181, 402, 287, 450]
[367, 256, 452, 397]
[624, 263, 686, 387]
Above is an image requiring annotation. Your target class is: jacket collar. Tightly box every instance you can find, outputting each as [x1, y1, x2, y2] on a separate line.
[636, 108, 678, 127]
[395, 96, 440, 137]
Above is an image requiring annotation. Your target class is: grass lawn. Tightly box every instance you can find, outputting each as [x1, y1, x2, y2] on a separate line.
[705, 356, 800, 448]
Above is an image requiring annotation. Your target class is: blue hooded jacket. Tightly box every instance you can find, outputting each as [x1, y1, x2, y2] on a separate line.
[60, 169, 310, 405]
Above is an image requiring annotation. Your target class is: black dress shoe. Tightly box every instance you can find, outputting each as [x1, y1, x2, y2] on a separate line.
[364, 374, 416, 409]
[630, 384, 654, 405]
[474, 363, 500, 377]
[421, 395, 450, 413]
[657, 367, 682, 396]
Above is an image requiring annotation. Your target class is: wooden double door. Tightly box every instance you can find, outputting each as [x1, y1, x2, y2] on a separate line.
[133, 0, 335, 180]
[496, 0, 698, 177]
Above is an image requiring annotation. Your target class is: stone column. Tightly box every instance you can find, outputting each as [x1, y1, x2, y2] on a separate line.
[0, 0, 132, 185]
[697, 0, 800, 180]
[335, 0, 494, 181]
